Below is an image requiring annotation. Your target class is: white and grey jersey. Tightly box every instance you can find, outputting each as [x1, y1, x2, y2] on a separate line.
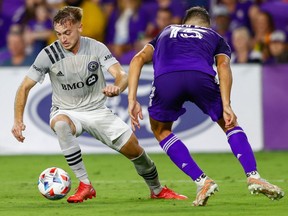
[27, 37, 118, 111]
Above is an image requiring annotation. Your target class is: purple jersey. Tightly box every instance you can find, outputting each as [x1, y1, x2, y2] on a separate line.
[149, 24, 231, 78]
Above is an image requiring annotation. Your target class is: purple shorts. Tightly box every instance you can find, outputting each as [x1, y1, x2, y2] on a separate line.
[148, 71, 223, 122]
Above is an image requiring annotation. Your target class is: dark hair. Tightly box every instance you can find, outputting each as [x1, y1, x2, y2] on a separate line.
[182, 6, 210, 25]
[157, 8, 173, 16]
[53, 6, 83, 26]
[260, 11, 275, 33]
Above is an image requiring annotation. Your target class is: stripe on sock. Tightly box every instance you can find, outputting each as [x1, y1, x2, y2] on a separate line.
[68, 158, 83, 166]
[140, 166, 158, 180]
[65, 150, 81, 158]
[226, 129, 244, 139]
[162, 135, 179, 153]
[65, 150, 82, 166]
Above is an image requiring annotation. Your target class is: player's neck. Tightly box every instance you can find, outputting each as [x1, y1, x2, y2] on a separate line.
[70, 38, 81, 55]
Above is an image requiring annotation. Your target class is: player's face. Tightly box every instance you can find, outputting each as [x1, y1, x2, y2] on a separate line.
[54, 21, 82, 54]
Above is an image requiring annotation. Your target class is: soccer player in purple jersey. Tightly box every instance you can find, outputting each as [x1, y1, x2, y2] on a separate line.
[128, 6, 284, 206]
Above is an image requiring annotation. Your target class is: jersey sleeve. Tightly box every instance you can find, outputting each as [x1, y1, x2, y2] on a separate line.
[148, 34, 160, 49]
[27, 49, 51, 84]
[96, 41, 118, 71]
[214, 36, 231, 59]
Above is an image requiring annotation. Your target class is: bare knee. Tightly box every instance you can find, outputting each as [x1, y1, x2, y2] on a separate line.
[217, 118, 238, 133]
[150, 126, 164, 141]
[150, 124, 157, 136]
[150, 126, 173, 142]
[149, 118, 173, 141]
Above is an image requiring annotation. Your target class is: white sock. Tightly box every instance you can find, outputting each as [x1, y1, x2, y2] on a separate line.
[54, 121, 89, 181]
[131, 151, 162, 193]
[79, 178, 90, 185]
[246, 171, 261, 179]
[195, 173, 207, 187]
[152, 186, 163, 195]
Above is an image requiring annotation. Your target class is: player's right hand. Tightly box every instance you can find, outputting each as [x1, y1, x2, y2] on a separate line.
[11, 122, 26, 142]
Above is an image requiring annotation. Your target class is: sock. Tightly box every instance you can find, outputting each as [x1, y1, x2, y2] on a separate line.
[194, 173, 207, 187]
[159, 133, 203, 181]
[131, 151, 162, 195]
[226, 126, 258, 175]
[246, 171, 261, 179]
[54, 121, 89, 183]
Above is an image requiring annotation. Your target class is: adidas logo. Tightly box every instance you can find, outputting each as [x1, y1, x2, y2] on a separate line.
[56, 71, 64, 76]
[182, 163, 188, 169]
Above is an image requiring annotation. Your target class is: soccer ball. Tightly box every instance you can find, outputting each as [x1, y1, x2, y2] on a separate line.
[38, 167, 71, 200]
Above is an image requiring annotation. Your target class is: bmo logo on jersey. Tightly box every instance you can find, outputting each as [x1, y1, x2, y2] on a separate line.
[28, 66, 212, 148]
[86, 74, 98, 86]
[61, 82, 84, 90]
[61, 74, 98, 90]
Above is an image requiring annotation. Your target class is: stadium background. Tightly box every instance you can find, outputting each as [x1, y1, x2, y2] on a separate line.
[1, 64, 288, 154]
[0, 0, 288, 154]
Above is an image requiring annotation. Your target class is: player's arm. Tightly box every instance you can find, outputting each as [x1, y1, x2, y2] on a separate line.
[103, 62, 127, 97]
[128, 44, 154, 130]
[12, 76, 37, 142]
[128, 44, 153, 102]
[215, 54, 237, 129]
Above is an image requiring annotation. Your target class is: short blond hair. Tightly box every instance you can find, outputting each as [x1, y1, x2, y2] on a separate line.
[53, 6, 83, 26]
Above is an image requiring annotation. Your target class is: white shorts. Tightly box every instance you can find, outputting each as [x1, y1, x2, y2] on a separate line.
[50, 106, 133, 151]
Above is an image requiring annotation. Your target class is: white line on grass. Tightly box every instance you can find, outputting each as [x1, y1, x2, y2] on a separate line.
[91, 179, 286, 184]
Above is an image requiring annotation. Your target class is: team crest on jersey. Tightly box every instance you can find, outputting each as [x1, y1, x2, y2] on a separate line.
[88, 61, 99, 72]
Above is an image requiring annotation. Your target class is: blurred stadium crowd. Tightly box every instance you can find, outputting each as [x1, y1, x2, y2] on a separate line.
[0, 0, 288, 66]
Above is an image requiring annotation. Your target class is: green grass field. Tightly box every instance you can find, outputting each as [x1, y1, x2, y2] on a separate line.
[0, 151, 287, 216]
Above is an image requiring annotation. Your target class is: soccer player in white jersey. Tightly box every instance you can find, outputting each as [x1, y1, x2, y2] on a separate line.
[11, 6, 187, 203]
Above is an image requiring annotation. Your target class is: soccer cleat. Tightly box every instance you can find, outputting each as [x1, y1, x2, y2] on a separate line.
[193, 177, 218, 206]
[151, 186, 188, 200]
[247, 177, 284, 200]
[67, 181, 96, 203]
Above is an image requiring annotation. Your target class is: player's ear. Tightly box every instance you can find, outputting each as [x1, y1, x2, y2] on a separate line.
[78, 23, 83, 33]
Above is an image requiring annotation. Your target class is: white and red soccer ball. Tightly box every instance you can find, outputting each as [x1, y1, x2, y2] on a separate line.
[38, 167, 71, 200]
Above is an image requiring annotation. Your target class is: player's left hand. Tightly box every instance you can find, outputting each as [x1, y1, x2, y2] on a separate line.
[223, 105, 237, 129]
[128, 100, 143, 131]
[102, 85, 121, 97]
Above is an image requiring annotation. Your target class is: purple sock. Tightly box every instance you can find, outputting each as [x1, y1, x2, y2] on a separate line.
[159, 133, 203, 181]
[226, 126, 257, 174]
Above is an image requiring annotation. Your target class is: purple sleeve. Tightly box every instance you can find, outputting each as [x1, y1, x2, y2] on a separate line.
[148, 34, 160, 49]
[215, 37, 231, 58]
[148, 38, 156, 48]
